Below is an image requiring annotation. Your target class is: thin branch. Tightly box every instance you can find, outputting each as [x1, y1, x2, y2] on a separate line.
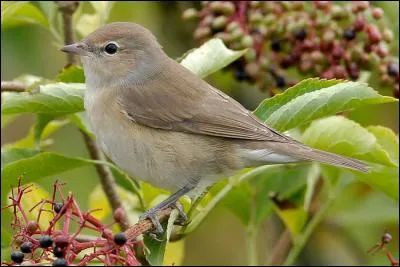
[266, 229, 292, 265]
[56, 1, 130, 231]
[1, 81, 26, 92]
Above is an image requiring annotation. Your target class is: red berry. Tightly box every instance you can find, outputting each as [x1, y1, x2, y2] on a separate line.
[54, 235, 69, 248]
[367, 25, 382, 44]
[372, 8, 384, 20]
[354, 16, 366, 32]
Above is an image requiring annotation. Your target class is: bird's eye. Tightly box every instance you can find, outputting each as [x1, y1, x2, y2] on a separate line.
[104, 42, 119, 55]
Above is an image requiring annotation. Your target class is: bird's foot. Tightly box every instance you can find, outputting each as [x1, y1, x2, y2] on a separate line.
[171, 202, 188, 226]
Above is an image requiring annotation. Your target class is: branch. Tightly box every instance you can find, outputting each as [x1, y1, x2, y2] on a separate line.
[1, 81, 26, 92]
[56, 1, 130, 231]
[266, 229, 292, 265]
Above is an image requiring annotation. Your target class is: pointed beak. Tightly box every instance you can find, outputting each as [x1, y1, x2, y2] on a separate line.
[60, 43, 89, 56]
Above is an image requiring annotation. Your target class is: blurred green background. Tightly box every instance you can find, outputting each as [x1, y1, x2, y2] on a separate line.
[1, 1, 398, 265]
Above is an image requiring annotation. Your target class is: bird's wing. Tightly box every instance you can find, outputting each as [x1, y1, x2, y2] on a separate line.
[117, 59, 294, 143]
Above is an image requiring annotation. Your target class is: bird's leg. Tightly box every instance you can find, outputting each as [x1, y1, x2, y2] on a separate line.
[139, 184, 195, 234]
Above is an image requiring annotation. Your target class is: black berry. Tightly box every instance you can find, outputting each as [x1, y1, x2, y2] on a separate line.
[270, 38, 282, 52]
[292, 28, 307, 40]
[54, 235, 69, 248]
[343, 27, 356, 40]
[387, 63, 399, 77]
[275, 76, 286, 88]
[20, 241, 33, 253]
[11, 251, 24, 263]
[39, 235, 53, 248]
[113, 232, 127, 245]
[52, 258, 68, 266]
[53, 246, 65, 258]
[54, 202, 64, 213]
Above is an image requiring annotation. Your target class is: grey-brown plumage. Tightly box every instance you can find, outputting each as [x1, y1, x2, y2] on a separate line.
[61, 22, 369, 232]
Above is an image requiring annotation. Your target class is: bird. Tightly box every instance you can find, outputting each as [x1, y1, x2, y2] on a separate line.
[61, 22, 369, 232]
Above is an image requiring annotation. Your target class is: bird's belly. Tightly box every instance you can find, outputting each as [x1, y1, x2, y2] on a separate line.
[89, 113, 238, 192]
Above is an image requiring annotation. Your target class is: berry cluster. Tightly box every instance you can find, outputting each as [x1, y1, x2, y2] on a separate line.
[183, 1, 399, 97]
[2, 178, 143, 266]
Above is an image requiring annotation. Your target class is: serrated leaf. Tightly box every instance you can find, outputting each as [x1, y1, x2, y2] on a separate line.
[180, 38, 247, 78]
[302, 116, 399, 199]
[302, 116, 397, 167]
[253, 79, 397, 132]
[1, 1, 48, 29]
[144, 209, 179, 266]
[1, 83, 85, 115]
[367, 126, 399, 163]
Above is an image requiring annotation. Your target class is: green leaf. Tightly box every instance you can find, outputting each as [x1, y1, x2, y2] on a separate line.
[3, 116, 68, 149]
[1, 83, 85, 116]
[180, 38, 247, 78]
[302, 116, 399, 199]
[56, 65, 85, 83]
[68, 112, 95, 138]
[76, 13, 100, 37]
[302, 116, 397, 167]
[1, 1, 48, 29]
[253, 78, 397, 132]
[144, 209, 179, 266]
[89, 1, 115, 24]
[1, 148, 41, 168]
[367, 125, 399, 163]
[1, 114, 20, 128]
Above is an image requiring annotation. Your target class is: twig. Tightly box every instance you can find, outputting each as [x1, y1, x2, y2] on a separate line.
[1, 81, 26, 92]
[266, 229, 292, 265]
[56, 1, 130, 231]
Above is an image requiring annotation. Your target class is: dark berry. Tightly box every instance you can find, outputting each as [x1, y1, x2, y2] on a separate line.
[235, 68, 249, 81]
[382, 232, 393, 244]
[270, 38, 281, 52]
[11, 251, 24, 263]
[343, 27, 356, 41]
[292, 28, 307, 41]
[114, 232, 127, 245]
[20, 241, 33, 253]
[39, 235, 53, 248]
[53, 246, 65, 258]
[275, 76, 286, 88]
[353, 16, 366, 32]
[52, 258, 68, 266]
[387, 63, 399, 77]
[54, 235, 69, 248]
[54, 202, 64, 213]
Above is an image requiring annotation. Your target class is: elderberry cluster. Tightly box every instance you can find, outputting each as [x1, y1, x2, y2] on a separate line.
[183, 1, 399, 97]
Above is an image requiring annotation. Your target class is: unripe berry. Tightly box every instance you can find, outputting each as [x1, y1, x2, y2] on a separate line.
[194, 27, 211, 40]
[367, 25, 382, 44]
[182, 8, 199, 21]
[241, 35, 254, 48]
[353, 16, 366, 32]
[226, 21, 239, 32]
[54, 235, 69, 248]
[26, 220, 38, 235]
[212, 16, 228, 29]
[244, 48, 257, 62]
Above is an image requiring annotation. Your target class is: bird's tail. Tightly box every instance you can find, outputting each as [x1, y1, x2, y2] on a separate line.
[266, 142, 370, 173]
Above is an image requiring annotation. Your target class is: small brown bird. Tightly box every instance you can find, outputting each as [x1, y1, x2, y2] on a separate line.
[61, 22, 369, 232]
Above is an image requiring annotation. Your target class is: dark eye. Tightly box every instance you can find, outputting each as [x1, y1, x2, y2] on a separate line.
[104, 42, 118, 55]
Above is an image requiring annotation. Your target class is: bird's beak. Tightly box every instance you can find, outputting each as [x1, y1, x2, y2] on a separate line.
[60, 43, 89, 56]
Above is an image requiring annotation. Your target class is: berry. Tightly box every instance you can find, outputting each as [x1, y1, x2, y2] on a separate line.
[54, 202, 64, 213]
[343, 27, 356, 41]
[182, 8, 199, 20]
[367, 25, 382, 44]
[39, 235, 53, 248]
[292, 28, 307, 41]
[387, 63, 399, 77]
[20, 241, 33, 253]
[114, 232, 128, 246]
[52, 258, 68, 266]
[26, 220, 38, 234]
[11, 251, 24, 263]
[54, 235, 69, 248]
[270, 39, 281, 52]
[372, 8, 384, 20]
[353, 16, 366, 32]
[53, 247, 65, 258]
[275, 76, 286, 88]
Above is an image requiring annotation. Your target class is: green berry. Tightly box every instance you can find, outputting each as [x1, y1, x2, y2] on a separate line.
[241, 35, 254, 48]
[182, 8, 199, 20]
[244, 48, 257, 62]
[211, 16, 228, 29]
[226, 21, 239, 32]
